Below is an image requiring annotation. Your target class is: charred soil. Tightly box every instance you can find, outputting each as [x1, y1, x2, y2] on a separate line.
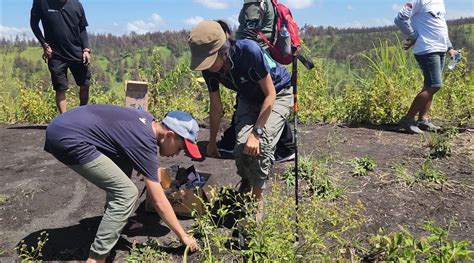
[0, 122, 472, 261]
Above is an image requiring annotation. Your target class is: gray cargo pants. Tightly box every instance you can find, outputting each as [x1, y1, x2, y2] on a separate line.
[234, 86, 293, 189]
[68, 154, 138, 260]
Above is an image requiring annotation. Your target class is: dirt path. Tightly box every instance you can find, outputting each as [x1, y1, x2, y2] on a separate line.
[0, 123, 472, 261]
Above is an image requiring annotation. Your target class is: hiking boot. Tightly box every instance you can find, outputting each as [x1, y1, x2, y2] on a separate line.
[225, 229, 250, 250]
[274, 152, 295, 163]
[399, 117, 424, 134]
[217, 139, 234, 154]
[238, 178, 251, 193]
[417, 119, 441, 131]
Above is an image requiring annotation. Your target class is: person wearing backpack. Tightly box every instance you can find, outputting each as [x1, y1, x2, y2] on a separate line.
[217, 0, 295, 163]
[188, 20, 293, 202]
[236, 0, 276, 49]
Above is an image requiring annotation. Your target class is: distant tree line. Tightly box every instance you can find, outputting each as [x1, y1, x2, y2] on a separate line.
[1, 17, 472, 88]
[301, 17, 473, 62]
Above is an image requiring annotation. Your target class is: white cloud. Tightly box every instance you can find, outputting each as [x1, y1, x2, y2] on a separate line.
[126, 13, 165, 34]
[195, 0, 229, 9]
[344, 18, 393, 28]
[185, 16, 204, 26]
[227, 14, 239, 28]
[150, 13, 164, 23]
[346, 5, 353, 11]
[0, 25, 34, 40]
[392, 4, 402, 12]
[284, 0, 313, 9]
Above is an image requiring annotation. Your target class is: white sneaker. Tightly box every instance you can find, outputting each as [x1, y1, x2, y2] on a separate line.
[274, 152, 295, 163]
[399, 117, 424, 134]
[218, 147, 234, 154]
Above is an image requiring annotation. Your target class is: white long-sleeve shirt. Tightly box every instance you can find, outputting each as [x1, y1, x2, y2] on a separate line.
[394, 0, 452, 55]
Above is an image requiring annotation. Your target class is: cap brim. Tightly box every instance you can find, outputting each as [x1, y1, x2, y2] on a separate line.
[190, 52, 218, 71]
[184, 139, 202, 159]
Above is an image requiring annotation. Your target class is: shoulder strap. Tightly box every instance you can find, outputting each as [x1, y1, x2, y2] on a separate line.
[258, 32, 273, 48]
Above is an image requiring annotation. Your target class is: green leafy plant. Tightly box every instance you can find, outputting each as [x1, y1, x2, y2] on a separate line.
[367, 221, 472, 262]
[125, 238, 172, 262]
[393, 163, 416, 186]
[425, 132, 452, 159]
[0, 194, 9, 205]
[16, 231, 49, 262]
[2, 42, 472, 126]
[351, 156, 377, 176]
[282, 156, 344, 200]
[190, 186, 257, 261]
[192, 182, 364, 262]
[415, 159, 446, 184]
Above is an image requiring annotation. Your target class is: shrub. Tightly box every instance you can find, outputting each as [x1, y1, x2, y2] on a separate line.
[425, 132, 453, 159]
[415, 159, 447, 184]
[350, 156, 377, 176]
[367, 221, 472, 262]
[192, 183, 364, 261]
[343, 37, 422, 124]
[16, 231, 49, 262]
[282, 156, 345, 200]
[125, 238, 172, 262]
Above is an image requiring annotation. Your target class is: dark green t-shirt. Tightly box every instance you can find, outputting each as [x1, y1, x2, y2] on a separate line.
[235, 0, 276, 49]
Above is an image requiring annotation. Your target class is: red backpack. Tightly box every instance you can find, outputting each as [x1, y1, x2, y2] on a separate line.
[258, 0, 301, 65]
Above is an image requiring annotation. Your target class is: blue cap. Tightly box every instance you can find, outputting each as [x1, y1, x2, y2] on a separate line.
[162, 110, 201, 159]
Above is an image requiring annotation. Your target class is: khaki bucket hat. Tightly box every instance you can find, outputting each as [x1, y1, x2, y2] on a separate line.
[188, 20, 226, 71]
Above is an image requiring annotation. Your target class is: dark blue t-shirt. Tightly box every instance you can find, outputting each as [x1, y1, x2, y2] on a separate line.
[44, 104, 159, 182]
[202, 39, 291, 105]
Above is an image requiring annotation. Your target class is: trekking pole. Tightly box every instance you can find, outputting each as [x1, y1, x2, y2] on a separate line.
[291, 51, 313, 222]
[291, 54, 299, 226]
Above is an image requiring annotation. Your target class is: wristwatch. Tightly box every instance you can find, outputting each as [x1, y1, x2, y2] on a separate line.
[253, 127, 264, 137]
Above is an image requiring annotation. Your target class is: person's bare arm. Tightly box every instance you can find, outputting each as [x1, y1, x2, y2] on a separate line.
[80, 29, 91, 65]
[207, 91, 223, 157]
[243, 73, 276, 156]
[144, 178, 198, 252]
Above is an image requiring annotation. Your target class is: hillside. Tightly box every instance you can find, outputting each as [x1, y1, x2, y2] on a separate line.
[302, 18, 474, 64]
[1, 18, 472, 98]
[1, 20, 473, 126]
[0, 18, 473, 262]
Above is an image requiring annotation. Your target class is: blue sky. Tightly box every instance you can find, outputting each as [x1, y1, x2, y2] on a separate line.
[1, 0, 473, 40]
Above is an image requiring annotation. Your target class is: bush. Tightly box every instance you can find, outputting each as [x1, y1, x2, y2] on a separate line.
[367, 221, 472, 262]
[192, 182, 364, 261]
[343, 38, 424, 124]
[350, 156, 377, 176]
[282, 156, 345, 200]
[1, 39, 472, 127]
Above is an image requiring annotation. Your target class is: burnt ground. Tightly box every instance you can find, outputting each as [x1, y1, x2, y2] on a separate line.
[0, 122, 473, 262]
